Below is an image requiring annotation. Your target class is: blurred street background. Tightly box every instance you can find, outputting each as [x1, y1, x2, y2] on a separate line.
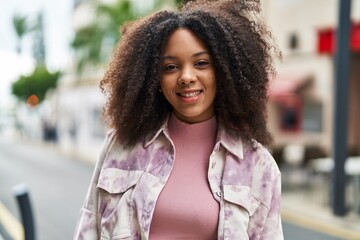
[1, 0, 360, 239]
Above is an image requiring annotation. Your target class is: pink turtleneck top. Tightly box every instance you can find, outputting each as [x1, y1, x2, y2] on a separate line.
[149, 114, 219, 239]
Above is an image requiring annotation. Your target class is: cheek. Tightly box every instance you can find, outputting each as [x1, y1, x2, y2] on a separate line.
[159, 76, 166, 89]
[160, 77, 175, 92]
[159, 79, 174, 102]
[208, 76, 217, 94]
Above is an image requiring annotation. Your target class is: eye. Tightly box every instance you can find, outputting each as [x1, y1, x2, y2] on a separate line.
[195, 60, 210, 68]
[162, 64, 178, 72]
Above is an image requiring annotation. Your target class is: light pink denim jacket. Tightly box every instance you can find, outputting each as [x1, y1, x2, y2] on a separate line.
[74, 121, 283, 240]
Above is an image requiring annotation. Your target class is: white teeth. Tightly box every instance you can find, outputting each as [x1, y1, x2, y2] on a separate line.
[180, 91, 201, 98]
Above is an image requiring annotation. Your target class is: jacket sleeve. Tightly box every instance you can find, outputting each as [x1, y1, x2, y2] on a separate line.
[73, 130, 116, 240]
[260, 172, 284, 240]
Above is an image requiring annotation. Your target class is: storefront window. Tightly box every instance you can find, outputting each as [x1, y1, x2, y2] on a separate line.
[280, 104, 301, 132]
[277, 98, 322, 133]
[303, 101, 322, 132]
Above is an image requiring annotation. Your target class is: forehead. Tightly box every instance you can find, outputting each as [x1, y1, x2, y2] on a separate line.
[162, 28, 209, 55]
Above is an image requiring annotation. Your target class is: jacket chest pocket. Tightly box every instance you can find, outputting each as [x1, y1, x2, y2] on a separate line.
[97, 168, 143, 240]
[222, 185, 261, 240]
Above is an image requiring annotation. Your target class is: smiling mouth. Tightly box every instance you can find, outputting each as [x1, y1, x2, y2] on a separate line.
[178, 90, 202, 98]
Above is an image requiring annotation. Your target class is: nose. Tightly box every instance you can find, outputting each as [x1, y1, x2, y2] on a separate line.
[178, 66, 197, 87]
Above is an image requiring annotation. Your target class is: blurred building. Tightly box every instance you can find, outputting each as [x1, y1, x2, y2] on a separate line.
[262, 0, 360, 165]
[55, 0, 106, 163]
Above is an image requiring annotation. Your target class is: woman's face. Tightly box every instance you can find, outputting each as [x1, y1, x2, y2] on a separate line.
[160, 28, 217, 124]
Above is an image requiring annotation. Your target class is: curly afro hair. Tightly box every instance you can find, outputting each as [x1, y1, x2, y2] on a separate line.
[100, 0, 280, 148]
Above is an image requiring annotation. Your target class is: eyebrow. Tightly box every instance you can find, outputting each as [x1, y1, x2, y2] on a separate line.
[161, 51, 210, 60]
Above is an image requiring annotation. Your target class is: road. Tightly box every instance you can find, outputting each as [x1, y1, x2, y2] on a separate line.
[0, 137, 94, 240]
[0, 136, 345, 239]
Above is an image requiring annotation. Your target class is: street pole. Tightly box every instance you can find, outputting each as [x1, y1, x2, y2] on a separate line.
[332, 0, 352, 216]
[13, 184, 36, 240]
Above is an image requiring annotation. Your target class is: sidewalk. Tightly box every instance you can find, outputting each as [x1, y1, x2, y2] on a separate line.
[281, 171, 360, 240]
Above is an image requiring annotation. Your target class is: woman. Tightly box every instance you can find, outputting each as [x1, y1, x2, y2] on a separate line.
[74, 0, 283, 239]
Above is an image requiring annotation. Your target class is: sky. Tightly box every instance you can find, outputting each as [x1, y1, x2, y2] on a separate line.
[0, 0, 74, 109]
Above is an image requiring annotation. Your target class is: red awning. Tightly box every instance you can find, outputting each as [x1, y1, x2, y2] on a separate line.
[268, 73, 311, 98]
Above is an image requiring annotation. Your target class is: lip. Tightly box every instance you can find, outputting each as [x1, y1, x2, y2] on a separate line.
[176, 89, 203, 103]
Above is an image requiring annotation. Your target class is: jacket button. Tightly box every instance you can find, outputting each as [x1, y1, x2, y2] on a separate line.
[216, 191, 222, 198]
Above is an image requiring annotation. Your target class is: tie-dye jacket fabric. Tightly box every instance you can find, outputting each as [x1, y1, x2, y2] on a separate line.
[74, 122, 283, 240]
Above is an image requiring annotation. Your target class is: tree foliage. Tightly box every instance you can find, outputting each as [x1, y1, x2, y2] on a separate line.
[11, 65, 61, 104]
[12, 11, 46, 63]
[11, 11, 55, 106]
[71, 0, 140, 72]
[12, 13, 36, 54]
[71, 0, 181, 73]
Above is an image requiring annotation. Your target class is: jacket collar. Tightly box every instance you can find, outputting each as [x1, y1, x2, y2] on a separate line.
[143, 119, 169, 148]
[216, 123, 244, 159]
[144, 116, 244, 160]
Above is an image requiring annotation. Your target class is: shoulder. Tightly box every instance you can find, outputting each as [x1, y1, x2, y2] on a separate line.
[243, 140, 280, 176]
[99, 128, 171, 171]
[218, 129, 280, 177]
[244, 141, 281, 202]
[221, 137, 280, 187]
[104, 129, 118, 148]
[97, 129, 118, 161]
[98, 129, 134, 169]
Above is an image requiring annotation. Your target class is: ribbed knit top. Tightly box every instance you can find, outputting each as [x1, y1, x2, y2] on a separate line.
[149, 113, 219, 239]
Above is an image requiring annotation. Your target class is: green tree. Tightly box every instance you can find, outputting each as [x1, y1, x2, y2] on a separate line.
[12, 13, 35, 54]
[71, 0, 179, 73]
[71, 0, 139, 72]
[11, 65, 61, 105]
[11, 11, 57, 106]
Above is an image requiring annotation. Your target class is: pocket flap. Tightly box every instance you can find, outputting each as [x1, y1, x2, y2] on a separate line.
[97, 168, 143, 194]
[223, 185, 260, 216]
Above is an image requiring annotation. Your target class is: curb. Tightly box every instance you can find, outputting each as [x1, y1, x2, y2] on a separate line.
[0, 223, 12, 240]
[0, 201, 23, 240]
[281, 208, 360, 240]
[281, 191, 360, 240]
